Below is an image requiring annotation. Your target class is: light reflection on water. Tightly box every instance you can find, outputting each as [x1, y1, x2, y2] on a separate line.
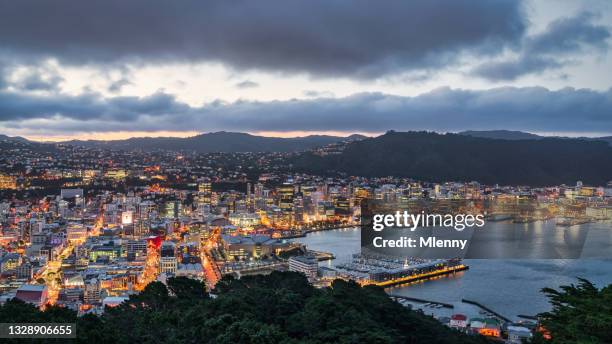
[291, 225, 612, 319]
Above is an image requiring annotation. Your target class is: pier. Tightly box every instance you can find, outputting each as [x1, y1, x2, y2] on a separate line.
[373, 264, 469, 288]
[307, 249, 335, 261]
[389, 294, 454, 308]
[461, 298, 510, 323]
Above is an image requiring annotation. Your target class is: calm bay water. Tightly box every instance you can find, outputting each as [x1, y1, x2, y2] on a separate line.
[291, 224, 612, 319]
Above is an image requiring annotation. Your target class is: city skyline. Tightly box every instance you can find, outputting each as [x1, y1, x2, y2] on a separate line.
[0, 2, 610, 342]
[0, 0, 611, 140]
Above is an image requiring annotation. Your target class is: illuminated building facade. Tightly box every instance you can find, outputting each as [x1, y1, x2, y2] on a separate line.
[0, 173, 17, 190]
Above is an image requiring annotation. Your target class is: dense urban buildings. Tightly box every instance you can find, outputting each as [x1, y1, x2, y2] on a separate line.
[0, 137, 610, 341]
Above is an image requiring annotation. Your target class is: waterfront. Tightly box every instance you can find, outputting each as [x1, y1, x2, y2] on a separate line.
[291, 223, 612, 320]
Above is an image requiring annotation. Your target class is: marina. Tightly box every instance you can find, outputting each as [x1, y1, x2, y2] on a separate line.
[332, 253, 468, 287]
[291, 223, 612, 321]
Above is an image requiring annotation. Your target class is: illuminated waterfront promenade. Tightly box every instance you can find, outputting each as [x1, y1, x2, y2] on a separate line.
[372, 264, 469, 287]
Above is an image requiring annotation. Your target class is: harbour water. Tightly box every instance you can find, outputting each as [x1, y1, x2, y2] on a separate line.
[291, 223, 612, 320]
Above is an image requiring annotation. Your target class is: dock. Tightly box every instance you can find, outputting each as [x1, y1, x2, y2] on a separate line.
[461, 298, 510, 322]
[308, 249, 335, 261]
[389, 294, 454, 308]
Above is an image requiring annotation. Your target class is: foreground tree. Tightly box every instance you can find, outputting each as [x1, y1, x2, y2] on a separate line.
[531, 278, 612, 344]
[1, 273, 488, 343]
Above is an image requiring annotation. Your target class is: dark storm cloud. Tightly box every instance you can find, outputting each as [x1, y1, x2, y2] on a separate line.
[526, 12, 610, 55]
[0, 91, 190, 122]
[2, 87, 611, 135]
[473, 12, 611, 81]
[473, 56, 563, 81]
[108, 78, 132, 93]
[235, 80, 259, 89]
[0, 60, 65, 92]
[13, 73, 64, 91]
[0, 0, 526, 78]
[0, 68, 6, 90]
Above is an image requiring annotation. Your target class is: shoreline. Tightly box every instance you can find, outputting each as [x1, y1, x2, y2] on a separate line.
[280, 224, 358, 239]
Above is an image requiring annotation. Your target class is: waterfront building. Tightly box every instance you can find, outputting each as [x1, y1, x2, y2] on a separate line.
[450, 314, 468, 329]
[221, 234, 292, 260]
[507, 326, 532, 343]
[288, 255, 318, 281]
[469, 318, 501, 337]
[228, 212, 261, 229]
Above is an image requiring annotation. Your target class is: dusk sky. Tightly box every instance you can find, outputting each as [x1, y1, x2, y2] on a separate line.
[0, 0, 611, 141]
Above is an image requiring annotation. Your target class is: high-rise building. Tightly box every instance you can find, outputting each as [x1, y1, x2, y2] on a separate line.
[84, 279, 101, 305]
[334, 196, 351, 217]
[198, 181, 212, 205]
[278, 183, 294, 214]
[159, 241, 177, 274]
[164, 201, 181, 219]
[254, 183, 264, 198]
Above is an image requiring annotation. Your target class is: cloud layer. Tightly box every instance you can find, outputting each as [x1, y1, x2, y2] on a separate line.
[0, 0, 526, 78]
[2, 87, 611, 136]
[473, 11, 611, 80]
[0, 1, 610, 138]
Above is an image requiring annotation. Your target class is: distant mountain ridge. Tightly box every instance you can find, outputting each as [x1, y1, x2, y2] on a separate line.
[3, 130, 612, 185]
[291, 131, 612, 186]
[0, 134, 57, 153]
[62, 131, 367, 152]
[459, 130, 612, 146]
[459, 130, 542, 140]
[0, 134, 29, 143]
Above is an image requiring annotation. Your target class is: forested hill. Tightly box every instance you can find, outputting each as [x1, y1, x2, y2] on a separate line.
[291, 131, 612, 186]
[0, 272, 488, 343]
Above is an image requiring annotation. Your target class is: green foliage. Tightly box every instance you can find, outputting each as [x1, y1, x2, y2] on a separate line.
[0, 299, 78, 344]
[0, 272, 488, 343]
[532, 278, 612, 344]
[167, 276, 209, 299]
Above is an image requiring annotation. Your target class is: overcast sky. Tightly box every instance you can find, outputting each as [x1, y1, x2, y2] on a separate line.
[0, 0, 611, 140]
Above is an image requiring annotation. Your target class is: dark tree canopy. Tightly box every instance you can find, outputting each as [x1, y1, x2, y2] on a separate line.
[531, 278, 612, 344]
[0, 272, 488, 344]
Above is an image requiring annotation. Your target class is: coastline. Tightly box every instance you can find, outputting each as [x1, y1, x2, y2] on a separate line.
[279, 224, 358, 239]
